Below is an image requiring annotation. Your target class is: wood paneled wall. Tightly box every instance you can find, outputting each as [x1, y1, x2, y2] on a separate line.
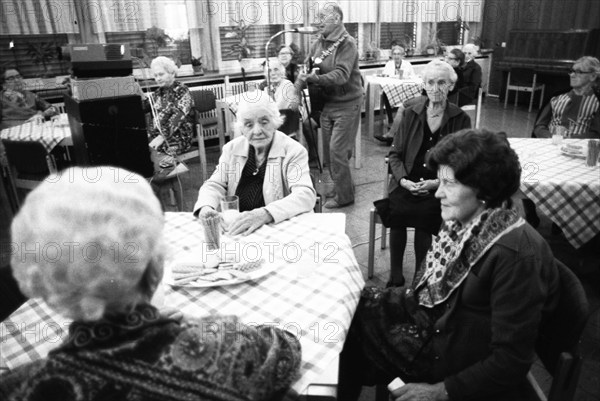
[481, 0, 600, 95]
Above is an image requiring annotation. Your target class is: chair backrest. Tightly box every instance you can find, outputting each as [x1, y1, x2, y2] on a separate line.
[510, 68, 536, 85]
[2, 140, 53, 176]
[536, 260, 589, 375]
[278, 108, 301, 136]
[190, 90, 216, 114]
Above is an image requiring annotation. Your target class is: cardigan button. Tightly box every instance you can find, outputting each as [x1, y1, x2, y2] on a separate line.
[434, 355, 440, 360]
[435, 329, 441, 334]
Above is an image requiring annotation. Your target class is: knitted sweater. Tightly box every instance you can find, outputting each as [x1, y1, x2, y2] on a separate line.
[0, 304, 302, 401]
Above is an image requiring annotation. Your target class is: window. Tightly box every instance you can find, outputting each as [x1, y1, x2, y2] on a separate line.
[380, 23, 416, 50]
[220, 24, 284, 61]
[437, 21, 460, 46]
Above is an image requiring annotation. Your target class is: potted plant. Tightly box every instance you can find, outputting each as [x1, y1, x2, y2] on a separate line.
[224, 18, 256, 85]
[144, 26, 172, 57]
[191, 56, 203, 75]
[423, 24, 443, 56]
[26, 41, 56, 77]
[400, 34, 415, 57]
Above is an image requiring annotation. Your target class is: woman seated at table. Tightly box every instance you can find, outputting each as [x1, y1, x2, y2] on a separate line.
[193, 91, 316, 236]
[0, 165, 302, 400]
[145, 56, 194, 155]
[340, 129, 560, 401]
[382, 44, 415, 79]
[533, 56, 600, 139]
[264, 59, 300, 111]
[0, 68, 58, 129]
[376, 59, 471, 287]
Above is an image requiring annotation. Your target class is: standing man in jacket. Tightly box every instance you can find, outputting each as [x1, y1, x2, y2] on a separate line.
[298, 4, 364, 208]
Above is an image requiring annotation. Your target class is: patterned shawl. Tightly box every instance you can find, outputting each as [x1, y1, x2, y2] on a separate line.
[415, 208, 524, 307]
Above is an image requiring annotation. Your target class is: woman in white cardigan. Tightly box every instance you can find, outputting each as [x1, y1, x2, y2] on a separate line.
[193, 91, 316, 235]
[382, 45, 415, 79]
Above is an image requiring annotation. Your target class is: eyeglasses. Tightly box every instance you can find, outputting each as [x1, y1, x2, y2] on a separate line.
[279, 51, 293, 56]
[425, 79, 450, 87]
[569, 68, 594, 75]
[5, 74, 22, 81]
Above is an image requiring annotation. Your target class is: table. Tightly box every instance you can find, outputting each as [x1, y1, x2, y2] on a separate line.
[0, 114, 72, 152]
[0, 212, 365, 398]
[509, 138, 600, 248]
[364, 75, 423, 138]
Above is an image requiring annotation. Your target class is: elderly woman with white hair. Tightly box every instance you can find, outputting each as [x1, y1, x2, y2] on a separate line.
[264, 59, 300, 111]
[375, 59, 471, 288]
[0, 166, 301, 400]
[193, 91, 316, 236]
[146, 56, 194, 155]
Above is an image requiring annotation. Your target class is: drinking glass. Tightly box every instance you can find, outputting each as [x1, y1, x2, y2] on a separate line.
[220, 195, 240, 229]
[551, 125, 566, 145]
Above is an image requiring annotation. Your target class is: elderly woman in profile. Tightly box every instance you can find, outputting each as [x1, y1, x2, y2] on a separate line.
[376, 59, 471, 288]
[341, 129, 560, 401]
[0, 166, 301, 400]
[193, 91, 316, 236]
[146, 56, 194, 155]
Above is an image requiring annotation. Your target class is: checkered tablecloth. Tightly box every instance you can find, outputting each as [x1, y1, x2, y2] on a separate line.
[0, 115, 71, 152]
[0, 212, 365, 397]
[509, 138, 600, 248]
[368, 76, 423, 107]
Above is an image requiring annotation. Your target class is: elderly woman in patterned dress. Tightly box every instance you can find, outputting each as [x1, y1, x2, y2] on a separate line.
[0, 166, 301, 401]
[146, 56, 194, 155]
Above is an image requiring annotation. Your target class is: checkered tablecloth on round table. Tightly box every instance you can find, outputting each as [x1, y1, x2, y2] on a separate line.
[0, 116, 71, 152]
[509, 138, 600, 248]
[0, 212, 365, 397]
[368, 76, 424, 107]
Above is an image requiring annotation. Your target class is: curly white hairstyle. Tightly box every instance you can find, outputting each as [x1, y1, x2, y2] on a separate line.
[10, 166, 165, 321]
[423, 59, 458, 84]
[151, 56, 178, 75]
[234, 90, 284, 133]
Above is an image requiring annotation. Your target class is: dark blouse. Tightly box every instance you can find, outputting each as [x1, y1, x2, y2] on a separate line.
[236, 145, 267, 212]
[407, 122, 441, 182]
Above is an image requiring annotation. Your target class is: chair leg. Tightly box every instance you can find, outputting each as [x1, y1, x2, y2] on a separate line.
[381, 224, 387, 250]
[504, 72, 510, 109]
[529, 90, 534, 113]
[368, 208, 377, 279]
[540, 86, 545, 110]
[514, 89, 518, 108]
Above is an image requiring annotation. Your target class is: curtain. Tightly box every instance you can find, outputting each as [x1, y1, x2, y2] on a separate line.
[90, 0, 154, 33]
[208, 0, 299, 26]
[0, 0, 79, 34]
[379, 0, 482, 23]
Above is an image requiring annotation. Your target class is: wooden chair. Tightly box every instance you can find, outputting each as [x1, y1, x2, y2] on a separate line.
[367, 157, 390, 279]
[504, 68, 545, 113]
[527, 260, 591, 401]
[461, 87, 483, 128]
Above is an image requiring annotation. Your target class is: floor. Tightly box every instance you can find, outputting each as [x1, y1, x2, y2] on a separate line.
[166, 97, 599, 401]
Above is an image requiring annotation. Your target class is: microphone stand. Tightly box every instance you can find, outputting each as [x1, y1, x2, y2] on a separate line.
[264, 27, 322, 173]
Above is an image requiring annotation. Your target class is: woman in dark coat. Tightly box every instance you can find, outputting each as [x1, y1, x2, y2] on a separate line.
[341, 129, 560, 401]
[377, 60, 471, 287]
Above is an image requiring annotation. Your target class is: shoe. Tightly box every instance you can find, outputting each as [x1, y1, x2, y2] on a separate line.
[374, 134, 393, 146]
[324, 199, 354, 209]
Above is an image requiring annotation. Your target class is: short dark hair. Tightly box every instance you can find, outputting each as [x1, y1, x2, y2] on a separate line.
[450, 48, 465, 65]
[427, 129, 521, 208]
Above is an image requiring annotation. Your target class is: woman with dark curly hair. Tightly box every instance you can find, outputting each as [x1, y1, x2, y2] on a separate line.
[340, 129, 560, 401]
